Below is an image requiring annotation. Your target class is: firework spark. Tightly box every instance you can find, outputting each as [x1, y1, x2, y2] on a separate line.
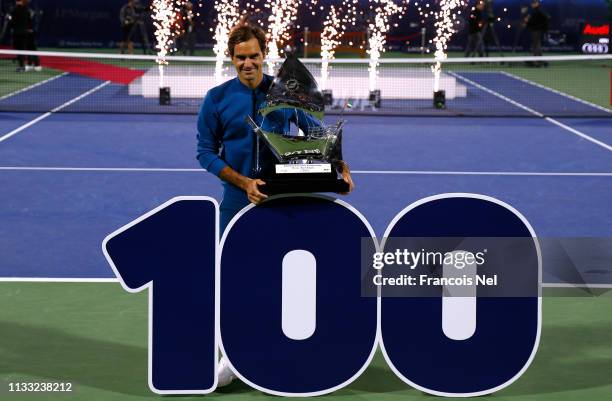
[265, 0, 299, 75]
[320, 1, 358, 91]
[430, 0, 466, 92]
[213, 0, 241, 84]
[151, 0, 180, 87]
[367, 0, 404, 92]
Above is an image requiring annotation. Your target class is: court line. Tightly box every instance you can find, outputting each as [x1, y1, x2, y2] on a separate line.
[0, 81, 111, 144]
[0, 166, 611, 176]
[0, 72, 69, 101]
[449, 72, 612, 153]
[0, 277, 118, 283]
[0, 277, 609, 288]
[353, 170, 612, 177]
[500, 71, 612, 115]
[543, 283, 612, 289]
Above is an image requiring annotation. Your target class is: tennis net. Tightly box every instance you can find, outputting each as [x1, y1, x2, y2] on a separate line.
[0, 49, 610, 118]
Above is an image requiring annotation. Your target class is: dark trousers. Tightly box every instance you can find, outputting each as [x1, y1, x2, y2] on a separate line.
[530, 30, 543, 56]
[464, 32, 484, 57]
[13, 32, 39, 67]
[180, 31, 196, 56]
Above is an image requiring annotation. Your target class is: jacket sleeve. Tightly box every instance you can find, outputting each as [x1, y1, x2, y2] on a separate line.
[196, 92, 228, 176]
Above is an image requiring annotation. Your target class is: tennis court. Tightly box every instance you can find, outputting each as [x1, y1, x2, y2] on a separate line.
[0, 50, 611, 400]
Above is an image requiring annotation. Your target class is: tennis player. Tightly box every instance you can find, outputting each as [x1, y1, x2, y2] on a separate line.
[196, 20, 353, 387]
[197, 21, 354, 233]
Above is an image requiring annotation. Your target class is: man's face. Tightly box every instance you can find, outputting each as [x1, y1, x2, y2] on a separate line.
[531, 1, 539, 8]
[231, 38, 265, 84]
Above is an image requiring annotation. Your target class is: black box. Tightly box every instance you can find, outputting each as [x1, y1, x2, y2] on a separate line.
[369, 90, 381, 108]
[322, 89, 333, 106]
[159, 87, 171, 105]
[433, 90, 446, 109]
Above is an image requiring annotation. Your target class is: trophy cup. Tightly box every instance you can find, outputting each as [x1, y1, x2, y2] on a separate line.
[246, 52, 350, 195]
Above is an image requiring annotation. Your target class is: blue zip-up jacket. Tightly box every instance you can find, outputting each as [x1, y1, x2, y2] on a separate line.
[196, 74, 319, 225]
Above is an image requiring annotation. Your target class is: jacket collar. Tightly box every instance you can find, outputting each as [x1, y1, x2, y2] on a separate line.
[235, 74, 273, 95]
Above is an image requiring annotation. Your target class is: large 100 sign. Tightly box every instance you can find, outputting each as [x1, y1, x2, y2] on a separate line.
[103, 194, 541, 397]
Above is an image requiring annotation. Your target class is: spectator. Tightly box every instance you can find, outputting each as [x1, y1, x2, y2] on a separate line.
[179, 2, 196, 56]
[464, 1, 485, 57]
[119, 0, 137, 54]
[8, 0, 41, 72]
[525, 0, 549, 66]
[131, 0, 152, 54]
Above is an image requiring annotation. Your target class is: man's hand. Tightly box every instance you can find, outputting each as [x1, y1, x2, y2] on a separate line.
[337, 161, 355, 195]
[244, 178, 268, 205]
[219, 166, 268, 205]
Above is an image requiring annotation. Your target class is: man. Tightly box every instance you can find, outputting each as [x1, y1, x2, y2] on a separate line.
[179, 2, 196, 56]
[197, 22, 354, 235]
[464, 1, 485, 57]
[8, 0, 40, 72]
[525, 0, 549, 66]
[119, 0, 136, 54]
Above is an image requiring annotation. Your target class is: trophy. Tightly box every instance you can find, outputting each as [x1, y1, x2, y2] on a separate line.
[246, 52, 349, 195]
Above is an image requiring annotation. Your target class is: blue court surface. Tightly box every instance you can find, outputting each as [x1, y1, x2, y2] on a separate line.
[1, 112, 611, 281]
[0, 69, 611, 284]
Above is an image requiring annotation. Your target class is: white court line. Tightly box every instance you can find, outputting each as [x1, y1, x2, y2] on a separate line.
[543, 283, 612, 289]
[0, 81, 111, 144]
[0, 166, 204, 172]
[500, 71, 612, 115]
[0, 277, 118, 283]
[449, 72, 612, 153]
[544, 118, 612, 152]
[0, 72, 68, 101]
[352, 170, 612, 177]
[0, 166, 611, 176]
[447, 71, 544, 117]
[0, 277, 609, 288]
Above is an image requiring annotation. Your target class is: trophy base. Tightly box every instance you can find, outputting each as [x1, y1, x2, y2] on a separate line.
[260, 174, 349, 195]
[258, 162, 349, 195]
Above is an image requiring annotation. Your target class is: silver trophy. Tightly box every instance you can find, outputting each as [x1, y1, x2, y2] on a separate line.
[246, 52, 349, 195]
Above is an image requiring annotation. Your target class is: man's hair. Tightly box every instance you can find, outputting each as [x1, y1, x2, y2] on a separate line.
[227, 20, 267, 57]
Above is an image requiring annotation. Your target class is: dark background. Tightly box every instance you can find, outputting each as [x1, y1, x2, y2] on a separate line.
[1, 0, 610, 52]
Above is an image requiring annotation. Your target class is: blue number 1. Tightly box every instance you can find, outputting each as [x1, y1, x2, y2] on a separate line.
[103, 197, 218, 394]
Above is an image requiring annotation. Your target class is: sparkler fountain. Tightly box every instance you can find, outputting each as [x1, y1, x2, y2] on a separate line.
[151, 0, 177, 92]
[152, 0, 195, 104]
[320, 1, 358, 100]
[320, 5, 342, 94]
[366, 0, 404, 106]
[265, 0, 299, 75]
[213, 0, 241, 85]
[430, 0, 465, 107]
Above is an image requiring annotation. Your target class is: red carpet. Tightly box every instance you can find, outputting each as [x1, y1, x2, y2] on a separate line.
[39, 56, 145, 84]
[1, 47, 145, 84]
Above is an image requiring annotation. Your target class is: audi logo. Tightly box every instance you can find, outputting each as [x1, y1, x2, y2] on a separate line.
[582, 43, 609, 53]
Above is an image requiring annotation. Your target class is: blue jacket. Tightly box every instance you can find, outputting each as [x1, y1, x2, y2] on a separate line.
[196, 74, 319, 210]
